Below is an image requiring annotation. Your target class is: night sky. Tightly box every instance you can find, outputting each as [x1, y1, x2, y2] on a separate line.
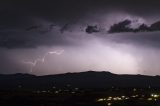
[1, 0, 160, 75]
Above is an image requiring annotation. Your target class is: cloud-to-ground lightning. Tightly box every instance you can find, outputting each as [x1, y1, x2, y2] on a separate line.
[23, 50, 64, 72]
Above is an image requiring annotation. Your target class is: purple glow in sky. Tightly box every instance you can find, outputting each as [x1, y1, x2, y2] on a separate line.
[1, 0, 160, 75]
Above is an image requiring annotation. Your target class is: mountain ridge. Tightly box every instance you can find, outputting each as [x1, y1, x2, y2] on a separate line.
[0, 71, 160, 90]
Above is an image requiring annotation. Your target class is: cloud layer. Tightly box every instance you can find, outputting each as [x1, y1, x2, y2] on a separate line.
[1, 0, 160, 75]
[108, 19, 160, 33]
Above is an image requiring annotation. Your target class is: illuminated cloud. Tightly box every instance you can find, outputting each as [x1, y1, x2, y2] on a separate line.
[0, 0, 160, 75]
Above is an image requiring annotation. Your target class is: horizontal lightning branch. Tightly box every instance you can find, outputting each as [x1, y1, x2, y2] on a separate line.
[23, 50, 64, 72]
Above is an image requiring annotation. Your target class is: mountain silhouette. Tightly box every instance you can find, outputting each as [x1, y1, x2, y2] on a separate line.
[0, 71, 160, 90]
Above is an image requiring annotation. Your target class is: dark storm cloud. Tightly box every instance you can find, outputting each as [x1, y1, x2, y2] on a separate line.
[0, 0, 160, 48]
[60, 23, 70, 34]
[85, 25, 100, 34]
[26, 25, 41, 31]
[150, 21, 160, 31]
[1, 0, 160, 24]
[108, 20, 160, 33]
[2, 0, 160, 75]
[0, 30, 69, 49]
[107, 32, 160, 49]
[108, 19, 133, 33]
[26, 24, 57, 33]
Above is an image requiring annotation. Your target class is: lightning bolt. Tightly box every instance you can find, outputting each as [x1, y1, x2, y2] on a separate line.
[23, 50, 64, 73]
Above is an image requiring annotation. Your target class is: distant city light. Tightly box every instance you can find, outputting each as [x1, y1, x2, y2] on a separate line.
[107, 103, 112, 106]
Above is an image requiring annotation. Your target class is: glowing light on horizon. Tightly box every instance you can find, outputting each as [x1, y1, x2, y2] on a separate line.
[80, 41, 139, 74]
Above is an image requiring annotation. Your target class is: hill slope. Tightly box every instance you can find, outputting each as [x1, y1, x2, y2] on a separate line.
[0, 71, 159, 90]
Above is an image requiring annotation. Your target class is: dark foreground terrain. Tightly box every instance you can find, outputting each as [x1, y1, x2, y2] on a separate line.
[0, 71, 160, 106]
[0, 88, 160, 106]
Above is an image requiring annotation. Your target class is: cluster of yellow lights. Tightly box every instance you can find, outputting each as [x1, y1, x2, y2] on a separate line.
[97, 95, 129, 102]
[131, 95, 139, 98]
[97, 93, 160, 103]
[151, 94, 159, 98]
[148, 93, 160, 101]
